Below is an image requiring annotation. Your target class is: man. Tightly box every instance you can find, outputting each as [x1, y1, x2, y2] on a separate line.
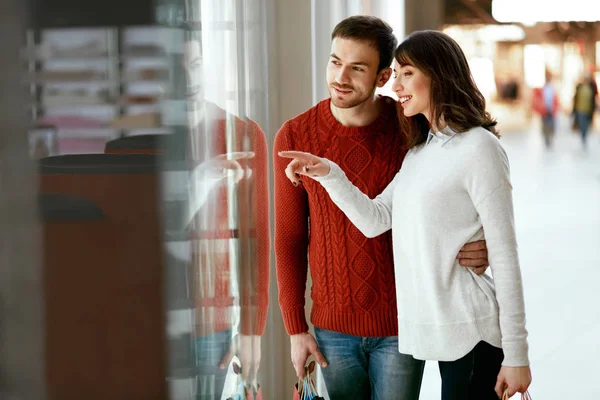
[273, 16, 489, 400]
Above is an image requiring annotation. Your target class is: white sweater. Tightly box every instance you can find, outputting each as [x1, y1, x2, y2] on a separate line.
[314, 126, 529, 367]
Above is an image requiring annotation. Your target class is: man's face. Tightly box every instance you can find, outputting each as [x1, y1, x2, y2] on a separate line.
[183, 40, 204, 101]
[326, 37, 381, 109]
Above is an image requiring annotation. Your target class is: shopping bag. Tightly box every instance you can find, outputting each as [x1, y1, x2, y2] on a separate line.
[502, 389, 532, 400]
[226, 362, 263, 400]
[292, 361, 324, 400]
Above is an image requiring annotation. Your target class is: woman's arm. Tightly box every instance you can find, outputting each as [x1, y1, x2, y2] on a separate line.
[467, 137, 529, 367]
[315, 160, 398, 238]
[278, 151, 398, 238]
[474, 182, 529, 367]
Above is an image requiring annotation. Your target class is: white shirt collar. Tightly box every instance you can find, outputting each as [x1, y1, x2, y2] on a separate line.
[426, 126, 457, 146]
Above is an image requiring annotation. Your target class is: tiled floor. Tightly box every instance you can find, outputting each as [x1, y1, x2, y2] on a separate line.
[419, 119, 600, 399]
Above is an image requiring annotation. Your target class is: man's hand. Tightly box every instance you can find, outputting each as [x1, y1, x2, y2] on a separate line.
[290, 332, 328, 379]
[457, 240, 489, 275]
[495, 366, 532, 398]
[219, 335, 261, 384]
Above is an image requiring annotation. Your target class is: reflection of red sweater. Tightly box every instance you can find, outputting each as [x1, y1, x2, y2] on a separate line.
[274, 97, 406, 337]
[190, 108, 270, 336]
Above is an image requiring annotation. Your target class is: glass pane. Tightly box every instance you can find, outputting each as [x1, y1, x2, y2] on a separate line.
[158, 1, 270, 399]
[1, 0, 270, 398]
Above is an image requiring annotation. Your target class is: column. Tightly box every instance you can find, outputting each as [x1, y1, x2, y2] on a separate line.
[261, 0, 313, 398]
[0, 1, 46, 399]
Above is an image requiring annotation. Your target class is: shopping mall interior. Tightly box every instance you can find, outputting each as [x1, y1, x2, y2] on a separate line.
[0, 0, 598, 399]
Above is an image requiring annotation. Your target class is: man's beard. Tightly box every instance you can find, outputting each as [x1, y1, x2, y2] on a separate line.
[329, 84, 376, 109]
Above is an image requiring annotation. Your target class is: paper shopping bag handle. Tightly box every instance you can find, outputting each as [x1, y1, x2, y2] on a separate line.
[503, 390, 532, 400]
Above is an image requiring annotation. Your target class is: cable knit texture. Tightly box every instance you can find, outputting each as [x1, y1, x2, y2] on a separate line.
[274, 96, 405, 336]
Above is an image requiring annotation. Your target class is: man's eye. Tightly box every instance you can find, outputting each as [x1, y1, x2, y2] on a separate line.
[353, 67, 363, 72]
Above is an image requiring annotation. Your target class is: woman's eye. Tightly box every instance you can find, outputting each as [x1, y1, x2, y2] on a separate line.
[404, 71, 412, 77]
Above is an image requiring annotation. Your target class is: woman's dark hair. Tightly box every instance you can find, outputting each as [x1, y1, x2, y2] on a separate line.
[394, 30, 498, 149]
[332, 16, 397, 73]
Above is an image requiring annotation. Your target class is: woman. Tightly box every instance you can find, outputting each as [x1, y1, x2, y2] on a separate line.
[279, 31, 531, 400]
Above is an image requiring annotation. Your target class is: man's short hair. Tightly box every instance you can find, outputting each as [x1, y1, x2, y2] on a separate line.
[331, 15, 397, 72]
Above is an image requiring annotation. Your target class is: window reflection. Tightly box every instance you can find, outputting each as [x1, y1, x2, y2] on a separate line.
[160, 2, 270, 399]
[4, 0, 270, 398]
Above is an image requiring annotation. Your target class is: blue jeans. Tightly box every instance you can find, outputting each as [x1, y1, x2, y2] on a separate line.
[195, 330, 231, 400]
[541, 114, 555, 147]
[314, 327, 425, 400]
[576, 112, 592, 146]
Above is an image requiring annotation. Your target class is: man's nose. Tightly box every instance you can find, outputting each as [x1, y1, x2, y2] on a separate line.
[335, 67, 350, 85]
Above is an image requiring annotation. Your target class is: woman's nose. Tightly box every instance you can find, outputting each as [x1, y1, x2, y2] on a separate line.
[391, 77, 403, 93]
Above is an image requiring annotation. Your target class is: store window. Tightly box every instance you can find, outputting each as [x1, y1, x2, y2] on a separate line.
[158, 1, 271, 399]
[3, 0, 272, 398]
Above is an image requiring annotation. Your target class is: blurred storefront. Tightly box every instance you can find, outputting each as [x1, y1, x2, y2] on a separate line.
[439, 1, 600, 131]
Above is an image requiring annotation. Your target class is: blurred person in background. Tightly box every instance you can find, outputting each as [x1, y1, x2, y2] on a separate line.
[273, 16, 491, 400]
[499, 76, 519, 102]
[532, 70, 559, 149]
[572, 72, 598, 149]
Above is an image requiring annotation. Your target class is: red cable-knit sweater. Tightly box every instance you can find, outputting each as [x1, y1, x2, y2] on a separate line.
[274, 96, 406, 337]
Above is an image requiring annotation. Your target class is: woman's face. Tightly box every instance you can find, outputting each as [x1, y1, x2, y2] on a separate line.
[391, 60, 432, 122]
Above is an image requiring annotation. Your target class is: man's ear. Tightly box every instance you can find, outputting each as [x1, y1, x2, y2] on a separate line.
[376, 67, 392, 88]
